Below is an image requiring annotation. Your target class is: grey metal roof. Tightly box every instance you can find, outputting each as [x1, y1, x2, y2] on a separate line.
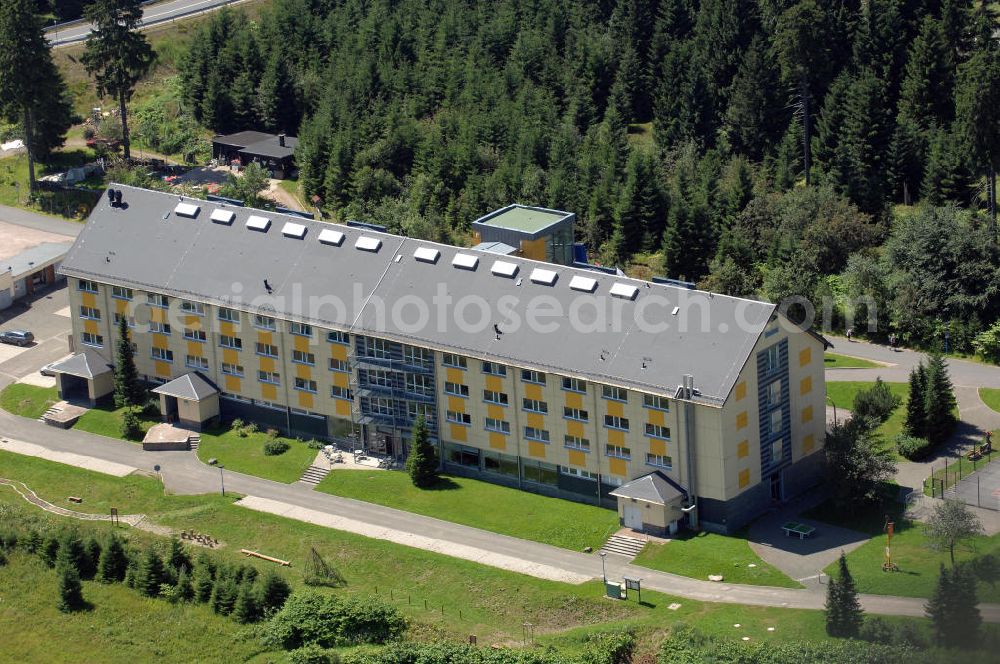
[471, 241, 518, 255]
[212, 131, 276, 148]
[609, 471, 686, 504]
[5, 241, 72, 279]
[238, 137, 297, 161]
[59, 185, 780, 403]
[48, 350, 111, 379]
[152, 372, 219, 401]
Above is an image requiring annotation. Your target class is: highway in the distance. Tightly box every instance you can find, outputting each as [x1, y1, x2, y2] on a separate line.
[45, 0, 240, 46]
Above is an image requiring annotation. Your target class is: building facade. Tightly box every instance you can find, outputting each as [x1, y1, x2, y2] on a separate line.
[59, 186, 827, 533]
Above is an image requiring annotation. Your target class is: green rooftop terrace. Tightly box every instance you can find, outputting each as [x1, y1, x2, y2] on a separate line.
[475, 204, 570, 234]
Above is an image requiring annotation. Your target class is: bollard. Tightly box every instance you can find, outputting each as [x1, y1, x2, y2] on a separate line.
[424, 599, 428, 609]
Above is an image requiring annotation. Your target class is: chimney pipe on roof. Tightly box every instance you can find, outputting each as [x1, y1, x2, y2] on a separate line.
[278, 133, 286, 147]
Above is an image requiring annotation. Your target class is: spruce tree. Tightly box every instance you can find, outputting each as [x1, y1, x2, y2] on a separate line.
[56, 560, 84, 612]
[955, 45, 1000, 228]
[924, 352, 957, 445]
[97, 533, 129, 583]
[826, 553, 864, 637]
[113, 314, 144, 409]
[904, 362, 928, 438]
[927, 563, 982, 648]
[174, 568, 194, 603]
[81, 0, 154, 160]
[81, 537, 101, 580]
[406, 415, 438, 488]
[210, 576, 238, 615]
[257, 571, 292, 615]
[166, 537, 191, 576]
[193, 560, 215, 603]
[232, 581, 259, 624]
[40, 535, 60, 568]
[136, 548, 166, 597]
[58, 533, 87, 575]
[898, 17, 955, 131]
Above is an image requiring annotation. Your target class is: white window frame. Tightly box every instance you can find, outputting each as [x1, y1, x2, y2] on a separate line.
[444, 382, 469, 397]
[183, 328, 207, 342]
[185, 355, 209, 370]
[180, 301, 205, 316]
[81, 331, 103, 347]
[292, 349, 316, 365]
[111, 286, 133, 300]
[602, 385, 628, 402]
[219, 335, 242, 350]
[604, 415, 630, 431]
[448, 410, 472, 426]
[563, 407, 588, 422]
[523, 426, 550, 443]
[522, 398, 548, 414]
[644, 423, 671, 440]
[646, 453, 672, 469]
[643, 394, 670, 411]
[255, 343, 279, 358]
[481, 361, 507, 376]
[254, 314, 277, 331]
[151, 347, 174, 362]
[484, 417, 510, 433]
[257, 370, 281, 385]
[521, 369, 546, 385]
[606, 444, 631, 460]
[78, 279, 99, 293]
[484, 390, 510, 406]
[561, 377, 587, 393]
[564, 435, 591, 452]
[221, 363, 244, 377]
[289, 322, 312, 337]
[217, 307, 239, 322]
[442, 353, 467, 369]
[294, 377, 318, 393]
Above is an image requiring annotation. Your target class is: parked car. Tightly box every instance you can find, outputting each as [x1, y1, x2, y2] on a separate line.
[0, 330, 34, 346]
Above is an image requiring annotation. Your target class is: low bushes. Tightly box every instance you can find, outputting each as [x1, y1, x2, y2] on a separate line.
[262, 591, 407, 650]
[264, 440, 290, 456]
[897, 434, 932, 460]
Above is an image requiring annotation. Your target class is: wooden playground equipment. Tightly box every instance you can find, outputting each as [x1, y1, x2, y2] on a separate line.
[882, 519, 899, 572]
[241, 549, 291, 566]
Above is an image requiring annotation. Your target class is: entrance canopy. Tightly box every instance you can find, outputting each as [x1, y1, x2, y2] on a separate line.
[152, 372, 219, 402]
[48, 349, 112, 379]
[152, 372, 220, 431]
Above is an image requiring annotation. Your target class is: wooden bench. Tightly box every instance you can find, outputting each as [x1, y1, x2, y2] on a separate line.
[67, 496, 82, 504]
[782, 521, 815, 539]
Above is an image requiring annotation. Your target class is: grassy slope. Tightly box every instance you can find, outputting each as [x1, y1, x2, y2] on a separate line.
[196, 427, 317, 483]
[0, 384, 58, 419]
[980, 388, 1000, 414]
[826, 381, 909, 441]
[0, 449, 852, 657]
[823, 352, 880, 369]
[315, 469, 619, 552]
[633, 531, 803, 588]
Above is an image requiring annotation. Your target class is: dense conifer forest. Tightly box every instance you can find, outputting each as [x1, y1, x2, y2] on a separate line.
[179, 0, 1000, 351]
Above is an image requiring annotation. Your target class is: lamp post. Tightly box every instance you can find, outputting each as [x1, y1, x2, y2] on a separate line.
[218, 464, 225, 496]
[826, 396, 838, 426]
[600, 551, 607, 584]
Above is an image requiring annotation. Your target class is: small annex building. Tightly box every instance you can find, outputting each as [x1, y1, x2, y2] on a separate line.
[152, 372, 220, 431]
[48, 349, 113, 406]
[609, 471, 688, 536]
[212, 131, 298, 179]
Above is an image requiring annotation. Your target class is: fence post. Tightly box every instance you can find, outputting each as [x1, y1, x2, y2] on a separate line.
[978, 475, 981, 508]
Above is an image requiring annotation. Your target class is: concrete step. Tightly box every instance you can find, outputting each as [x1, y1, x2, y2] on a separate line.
[187, 435, 201, 451]
[598, 534, 647, 559]
[299, 466, 330, 485]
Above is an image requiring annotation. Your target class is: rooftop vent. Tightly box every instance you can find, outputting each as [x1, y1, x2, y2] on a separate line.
[452, 253, 479, 271]
[281, 222, 307, 239]
[246, 215, 271, 232]
[318, 228, 345, 246]
[609, 282, 639, 300]
[174, 202, 200, 218]
[355, 236, 382, 252]
[413, 247, 441, 264]
[491, 260, 519, 278]
[530, 268, 558, 286]
[671, 306, 680, 316]
[569, 275, 598, 293]
[210, 209, 235, 225]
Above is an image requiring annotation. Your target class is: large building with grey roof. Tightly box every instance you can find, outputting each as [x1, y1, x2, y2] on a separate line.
[56, 184, 828, 534]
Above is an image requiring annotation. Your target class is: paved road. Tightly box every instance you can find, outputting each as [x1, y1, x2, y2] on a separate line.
[1, 409, 998, 621]
[0, 204, 81, 237]
[45, 0, 241, 46]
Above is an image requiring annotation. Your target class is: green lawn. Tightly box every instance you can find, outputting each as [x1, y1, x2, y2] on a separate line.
[316, 469, 619, 552]
[824, 352, 881, 369]
[980, 387, 1000, 414]
[0, 449, 860, 658]
[633, 531, 803, 588]
[72, 403, 162, 441]
[0, 384, 58, 419]
[196, 426, 317, 483]
[826, 380, 910, 442]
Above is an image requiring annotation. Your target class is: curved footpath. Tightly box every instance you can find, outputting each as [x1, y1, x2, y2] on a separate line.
[1, 409, 998, 622]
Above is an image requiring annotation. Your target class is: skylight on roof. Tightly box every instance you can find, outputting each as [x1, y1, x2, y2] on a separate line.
[282, 222, 307, 239]
[610, 282, 639, 300]
[491, 260, 518, 278]
[318, 228, 345, 246]
[569, 275, 598, 293]
[452, 253, 479, 270]
[530, 268, 558, 286]
[210, 209, 235, 225]
[246, 215, 271, 232]
[356, 236, 382, 252]
[174, 202, 200, 218]
[414, 247, 441, 264]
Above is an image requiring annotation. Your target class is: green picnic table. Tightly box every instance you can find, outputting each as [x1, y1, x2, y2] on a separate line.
[782, 521, 815, 539]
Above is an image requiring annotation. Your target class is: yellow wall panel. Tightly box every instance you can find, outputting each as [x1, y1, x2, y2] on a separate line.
[296, 364, 311, 380]
[736, 411, 748, 430]
[738, 468, 750, 488]
[154, 361, 170, 377]
[446, 368, 464, 384]
[220, 321, 235, 336]
[735, 382, 747, 401]
[803, 434, 815, 453]
[799, 347, 812, 367]
[567, 450, 586, 467]
[608, 458, 627, 476]
[259, 357, 275, 372]
[737, 440, 749, 458]
[224, 375, 241, 392]
[298, 391, 314, 409]
[84, 320, 98, 335]
[333, 372, 349, 388]
[261, 384, 277, 400]
[330, 344, 347, 361]
[335, 399, 352, 417]
[447, 396, 465, 412]
[115, 299, 128, 314]
[488, 433, 506, 450]
[521, 237, 547, 261]
[606, 401, 624, 417]
[527, 441, 546, 458]
[647, 409, 665, 426]
[566, 421, 585, 438]
[150, 307, 166, 323]
[525, 413, 544, 429]
[222, 349, 238, 364]
[257, 331, 273, 346]
[524, 384, 542, 400]
[484, 376, 502, 392]
[649, 439, 666, 456]
[800, 376, 813, 396]
[450, 424, 468, 442]
[81, 292, 96, 308]
[152, 334, 168, 350]
[607, 429, 625, 445]
[184, 315, 199, 327]
[294, 335, 310, 352]
[801, 405, 814, 423]
[487, 405, 504, 420]
[564, 392, 583, 409]
[186, 341, 202, 356]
